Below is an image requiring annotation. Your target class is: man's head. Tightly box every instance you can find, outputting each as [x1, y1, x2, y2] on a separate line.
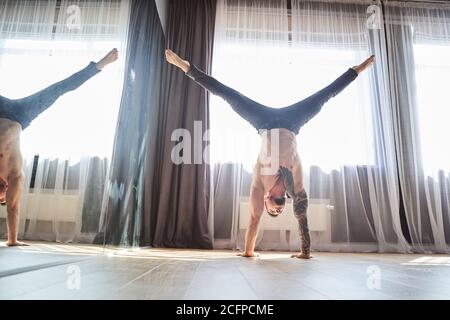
[264, 175, 287, 217]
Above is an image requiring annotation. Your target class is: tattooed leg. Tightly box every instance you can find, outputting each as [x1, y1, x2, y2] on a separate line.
[278, 167, 311, 259]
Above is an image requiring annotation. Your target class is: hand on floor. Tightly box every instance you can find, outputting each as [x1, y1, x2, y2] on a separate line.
[237, 252, 259, 258]
[6, 241, 29, 247]
[291, 252, 312, 259]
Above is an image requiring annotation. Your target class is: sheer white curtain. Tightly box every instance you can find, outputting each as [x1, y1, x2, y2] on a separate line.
[385, 1, 450, 253]
[0, 0, 130, 243]
[289, 0, 406, 252]
[211, 0, 410, 252]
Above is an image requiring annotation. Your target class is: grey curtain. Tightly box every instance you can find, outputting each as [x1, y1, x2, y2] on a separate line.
[97, 0, 167, 246]
[145, 0, 217, 248]
[385, 22, 430, 245]
[99, 0, 217, 248]
[384, 2, 450, 251]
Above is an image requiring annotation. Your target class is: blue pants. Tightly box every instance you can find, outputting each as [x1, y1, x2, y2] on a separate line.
[186, 65, 358, 134]
[0, 62, 100, 130]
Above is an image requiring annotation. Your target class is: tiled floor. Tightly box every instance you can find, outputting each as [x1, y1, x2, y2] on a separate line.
[1, 241, 450, 300]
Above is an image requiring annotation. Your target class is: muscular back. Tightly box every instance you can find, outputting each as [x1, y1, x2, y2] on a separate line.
[0, 118, 23, 181]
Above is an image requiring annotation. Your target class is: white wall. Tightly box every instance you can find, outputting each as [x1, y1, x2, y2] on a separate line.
[155, 0, 167, 35]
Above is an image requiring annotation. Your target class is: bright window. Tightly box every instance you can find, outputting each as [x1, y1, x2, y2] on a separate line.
[211, 43, 375, 173]
[0, 38, 125, 161]
[414, 43, 450, 174]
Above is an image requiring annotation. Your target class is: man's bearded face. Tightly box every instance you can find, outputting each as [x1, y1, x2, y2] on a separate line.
[264, 176, 287, 217]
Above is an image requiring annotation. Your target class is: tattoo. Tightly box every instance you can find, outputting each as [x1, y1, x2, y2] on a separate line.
[278, 166, 295, 198]
[294, 189, 310, 256]
[278, 167, 311, 256]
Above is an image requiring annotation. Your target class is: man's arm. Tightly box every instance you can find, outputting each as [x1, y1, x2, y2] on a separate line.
[279, 167, 311, 259]
[238, 182, 265, 258]
[6, 150, 27, 246]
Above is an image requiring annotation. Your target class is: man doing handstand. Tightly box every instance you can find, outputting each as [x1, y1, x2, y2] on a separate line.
[166, 49, 374, 258]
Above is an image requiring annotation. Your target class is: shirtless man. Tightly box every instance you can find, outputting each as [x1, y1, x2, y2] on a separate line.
[1, 49, 119, 246]
[166, 49, 374, 258]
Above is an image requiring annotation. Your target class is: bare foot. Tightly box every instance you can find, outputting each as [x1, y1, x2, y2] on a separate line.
[96, 48, 119, 70]
[291, 253, 312, 259]
[6, 241, 29, 247]
[352, 55, 375, 74]
[237, 252, 259, 258]
[165, 49, 191, 73]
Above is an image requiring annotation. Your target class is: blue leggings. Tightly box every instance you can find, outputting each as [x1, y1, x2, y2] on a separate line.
[0, 62, 100, 130]
[186, 65, 358, 134]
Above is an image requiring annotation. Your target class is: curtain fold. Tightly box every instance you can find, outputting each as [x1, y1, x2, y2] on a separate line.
[98, 0, 166, 246]
[100, 0, 216, 249]
[148, 0, 217, 248]
[385, 1, 450, 253]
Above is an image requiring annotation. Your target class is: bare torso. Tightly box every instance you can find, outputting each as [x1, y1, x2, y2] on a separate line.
[0, 118, 23, 183]
[254, 128, 304, 193]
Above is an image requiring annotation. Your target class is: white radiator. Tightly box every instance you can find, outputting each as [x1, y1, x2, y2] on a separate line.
[0, 193, 81, 222]
[239, 197, 332, 232]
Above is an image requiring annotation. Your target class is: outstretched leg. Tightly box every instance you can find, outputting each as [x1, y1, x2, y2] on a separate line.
[11, 49, 119, 129]
[281, 55, 375, 130]
[165, 49, 272, 130]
